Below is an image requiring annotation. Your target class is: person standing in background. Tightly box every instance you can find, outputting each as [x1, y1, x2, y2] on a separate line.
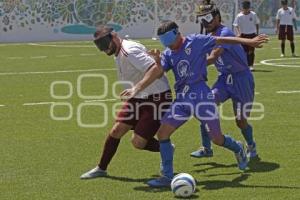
[233, 1, 260, 71]
[276, 0, 298, 57]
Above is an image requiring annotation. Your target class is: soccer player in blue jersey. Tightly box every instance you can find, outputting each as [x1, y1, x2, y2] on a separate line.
[120, 21, 267, 187]
[190, 4, 257, 159]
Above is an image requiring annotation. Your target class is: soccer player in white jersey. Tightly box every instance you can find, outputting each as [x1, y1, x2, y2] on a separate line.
[233, 1, 260, 71]
[276, 0, 298, 57]
[80, 26, 172, 179]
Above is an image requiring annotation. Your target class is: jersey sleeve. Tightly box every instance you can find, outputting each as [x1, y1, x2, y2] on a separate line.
[292, 8, 297, 19]
[127, 48, 156, 73]
[194, 34, 217, 55]
[160, 53, 172, 72]
[254, 13, 260, 24]
[276, 10, 280, 20]
[233, 15, 239, 27]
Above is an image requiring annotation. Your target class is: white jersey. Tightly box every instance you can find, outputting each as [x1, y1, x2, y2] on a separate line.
[276, 7, 297, 26]
[115, 39, 170, 99]
[233, 11, 260, 34]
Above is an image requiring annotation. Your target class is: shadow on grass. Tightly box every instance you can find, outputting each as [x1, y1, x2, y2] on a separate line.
[246, 156, 280, 173]
[252, 69, 273, 72]
[133, 186, 200, 198]
[193, 156, 280, 174]
[102, 175, 151, 183]
[198, 173, 300, 190]
[193, 162, 237, 173]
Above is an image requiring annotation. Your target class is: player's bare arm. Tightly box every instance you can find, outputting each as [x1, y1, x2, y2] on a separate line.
[215, 34, 269, 48]
[276, 19, 280, 34]
[293, 18, 298, 31]
[207, 47, 224, 65]
[120, 62, 164, 99]
[234, 26, 241, 37]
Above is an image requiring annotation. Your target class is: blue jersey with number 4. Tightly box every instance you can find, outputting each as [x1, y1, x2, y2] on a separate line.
[210, 25, 249, 74]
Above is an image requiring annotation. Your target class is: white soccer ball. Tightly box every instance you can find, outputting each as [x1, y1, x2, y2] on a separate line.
[171, 173, 196, 198]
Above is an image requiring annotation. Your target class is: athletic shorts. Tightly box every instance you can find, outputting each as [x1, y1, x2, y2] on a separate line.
[278, 25, 294, 41]
[212, 70, 255, 119]
[240, 33, 257, 53]
[116, 90, 172, 140]
[161, 82, 222, 139]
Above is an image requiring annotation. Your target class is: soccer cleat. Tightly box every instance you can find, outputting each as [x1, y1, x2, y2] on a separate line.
[249, 66, 254, 71]
[147, 176, 172, 188]
[292, 53, 297, 57]
[190, 147, 213, 158]
[160, 143, 175, 175]
[247, 142, 257, 158]
[80, 166, 107, 179]
[235, 142, 248, 170]
[280, 54, 285, 57]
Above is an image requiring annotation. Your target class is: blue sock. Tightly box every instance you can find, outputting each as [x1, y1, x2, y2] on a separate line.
[200, 124, 212, 150]
[241, 125, 254, 146]
[223, 135, 242, 153]
[159, 139, 173, 179]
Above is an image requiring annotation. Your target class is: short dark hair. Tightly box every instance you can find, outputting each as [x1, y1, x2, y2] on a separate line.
[281, 0, 288, 5]
[93, 26, 113, 40]
[157, 21, 179, 36]
[242, 1, 251, 9]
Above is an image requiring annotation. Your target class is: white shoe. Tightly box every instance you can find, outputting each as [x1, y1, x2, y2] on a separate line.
[280, 54, 285, 57]
[249, 66, 254, 71]
[80, 166, 107, 179]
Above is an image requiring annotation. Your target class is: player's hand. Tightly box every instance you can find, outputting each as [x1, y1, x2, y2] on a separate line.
[148, 49, 161, 63]
[250, 34, 269, 48]
[120, 87, 138, 100]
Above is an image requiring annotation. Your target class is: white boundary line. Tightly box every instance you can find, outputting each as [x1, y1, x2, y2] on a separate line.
[260, 58, 300, 68]
[0, 105, 6, 107]
[7, 57, 23, 60]
[22, 99, 118, 106]
[0, 68, 116, 76]
[276, 90, 300, 94]
[30, 56, 47, 59]
[84, 99, 118, 103]
[23, 102, 54, 106]
[27, 43, 95, 48]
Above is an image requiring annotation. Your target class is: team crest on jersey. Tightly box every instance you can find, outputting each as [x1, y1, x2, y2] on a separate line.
[185, 48, 192, 55]
[250, 17, 253, 21]
[177, 60, 190, 77]
[216, 56, 224, 66]
[171, 59, 174, 65]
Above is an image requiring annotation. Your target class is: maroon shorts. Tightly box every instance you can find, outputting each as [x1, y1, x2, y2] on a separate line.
[278, 25, 294, 41]
[240, 33, 257, 53]
[116, 90, 172, 140]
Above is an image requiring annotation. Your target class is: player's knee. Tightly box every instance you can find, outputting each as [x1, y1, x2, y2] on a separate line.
[236, 119, 248, 129]
[211, 134, 224, 146]
[131, 137, 146, 150]
[109, 126, 123, 139]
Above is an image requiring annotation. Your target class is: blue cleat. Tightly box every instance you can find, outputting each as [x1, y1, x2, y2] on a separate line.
[190, 147, 213, 158]
[235, 142, 248, 170]
[147, 176, 172, 188]
[247, 142, 257, 158]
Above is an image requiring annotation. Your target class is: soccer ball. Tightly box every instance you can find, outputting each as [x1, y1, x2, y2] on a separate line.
[171, 173, 196, 197]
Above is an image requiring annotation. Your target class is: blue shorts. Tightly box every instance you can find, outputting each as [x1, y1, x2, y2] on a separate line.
[161, 82, 222, 139]
[212, 70, 255, 119]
